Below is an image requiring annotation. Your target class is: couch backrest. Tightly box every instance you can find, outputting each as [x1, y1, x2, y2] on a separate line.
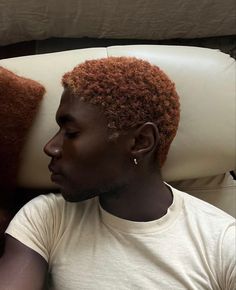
[0, 45, 235, 189]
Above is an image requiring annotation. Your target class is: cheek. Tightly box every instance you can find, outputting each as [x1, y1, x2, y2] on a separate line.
[61, 138, 112, 172]
[62, 138, 129, 182]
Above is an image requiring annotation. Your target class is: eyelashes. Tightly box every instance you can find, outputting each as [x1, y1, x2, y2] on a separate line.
[64, 131, 80, 139]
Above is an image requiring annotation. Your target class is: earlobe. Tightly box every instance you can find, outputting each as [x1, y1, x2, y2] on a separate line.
[131, 122, 159, 159]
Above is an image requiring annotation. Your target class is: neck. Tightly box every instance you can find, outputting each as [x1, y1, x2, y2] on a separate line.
[99, 173, 173, 222]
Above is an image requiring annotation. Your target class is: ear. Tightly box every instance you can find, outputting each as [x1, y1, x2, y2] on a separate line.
[130, 122, 159, 159]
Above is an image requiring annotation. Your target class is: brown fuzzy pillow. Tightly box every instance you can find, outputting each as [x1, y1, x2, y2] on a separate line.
[0, 66, 45, 202]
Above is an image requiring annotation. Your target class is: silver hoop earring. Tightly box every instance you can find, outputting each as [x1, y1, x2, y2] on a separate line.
[134, 158, 138, 165]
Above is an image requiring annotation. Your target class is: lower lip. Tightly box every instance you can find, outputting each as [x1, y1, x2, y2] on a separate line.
[51, 173, 64, 183]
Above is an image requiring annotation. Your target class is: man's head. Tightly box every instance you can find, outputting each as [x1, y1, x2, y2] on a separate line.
[44, 57, 180, 202]
[62, 57, 180, 166]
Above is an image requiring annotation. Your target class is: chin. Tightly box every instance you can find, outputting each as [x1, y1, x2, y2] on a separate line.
[60, 188, 98, 203]
[59, 181, 127, 203]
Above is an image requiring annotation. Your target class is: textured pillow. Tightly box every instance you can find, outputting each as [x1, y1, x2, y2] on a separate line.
[0, 66, 45, 204]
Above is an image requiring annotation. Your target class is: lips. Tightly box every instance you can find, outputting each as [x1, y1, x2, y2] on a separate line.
[48, 162, 61, 174]
[48, 162, 64, 184]
[51, 173, 64, 183]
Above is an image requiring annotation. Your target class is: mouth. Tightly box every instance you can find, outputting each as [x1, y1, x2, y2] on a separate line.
[50, 172, 64, 184]
[48, 163, 64, 184]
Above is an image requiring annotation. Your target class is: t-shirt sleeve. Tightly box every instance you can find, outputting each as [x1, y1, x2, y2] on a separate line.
[220, 222, 236, 290]
[5, 193, 58, 262]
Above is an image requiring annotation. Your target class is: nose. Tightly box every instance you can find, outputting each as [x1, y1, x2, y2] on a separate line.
[44, 132, 62, 158]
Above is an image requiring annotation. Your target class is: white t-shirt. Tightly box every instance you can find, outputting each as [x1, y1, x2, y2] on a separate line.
[5, 186, 236, 290]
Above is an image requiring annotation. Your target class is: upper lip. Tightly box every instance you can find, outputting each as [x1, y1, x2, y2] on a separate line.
[48, 162, 62, 175]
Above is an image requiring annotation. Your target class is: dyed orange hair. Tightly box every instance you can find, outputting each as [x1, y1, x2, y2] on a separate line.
[62, 57, 180, 166]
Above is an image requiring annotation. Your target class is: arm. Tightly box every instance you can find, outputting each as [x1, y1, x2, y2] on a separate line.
[220, 223, 236, 290]
[0, 235, 48, 290]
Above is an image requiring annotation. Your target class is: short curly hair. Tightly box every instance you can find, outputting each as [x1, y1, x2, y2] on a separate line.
[62, 57, 180, 167]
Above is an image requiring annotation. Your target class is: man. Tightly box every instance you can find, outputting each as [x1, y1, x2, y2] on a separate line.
[0, 57, 235, 289]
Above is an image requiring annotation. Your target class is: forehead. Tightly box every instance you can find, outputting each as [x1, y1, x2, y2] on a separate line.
[56, 89, 107, 127]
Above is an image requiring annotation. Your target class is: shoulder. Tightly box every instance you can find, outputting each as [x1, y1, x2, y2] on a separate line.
[5, 194, 98, 261]
[17, 193, 96, 219]
[10, 193, 96, 225]
[172, 186, 234, 224]
[171, 185, 235, 243]
[171, 186, 235, 284]
[21, 193, 64, 211]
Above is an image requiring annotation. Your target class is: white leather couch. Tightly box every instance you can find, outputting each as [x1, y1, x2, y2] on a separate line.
[0, 45, 235, 217]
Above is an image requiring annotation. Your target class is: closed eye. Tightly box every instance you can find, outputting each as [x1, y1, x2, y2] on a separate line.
[64, 131, 79, 139]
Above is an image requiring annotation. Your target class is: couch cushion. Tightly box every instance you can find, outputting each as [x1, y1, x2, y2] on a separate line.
[0, 66, 44, 196]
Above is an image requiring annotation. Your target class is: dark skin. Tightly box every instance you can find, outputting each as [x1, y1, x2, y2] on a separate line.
[0, 88, 172, 288]
[0, 236, 48, 289]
